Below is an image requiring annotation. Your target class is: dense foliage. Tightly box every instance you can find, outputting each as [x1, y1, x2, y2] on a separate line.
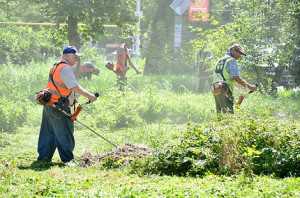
[191, 0, 300, 90]
[33, 0, 137, 48]
[193, 1, 299, 64]
[131, 112, 300, 177]
[0, 25, 60, 64]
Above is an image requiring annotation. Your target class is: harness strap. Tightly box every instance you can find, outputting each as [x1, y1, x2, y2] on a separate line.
[49, 61, 76, 110]
[215, 57, 231, 81]
[47, 89, 61, 96]
[49, 61, 68, 97]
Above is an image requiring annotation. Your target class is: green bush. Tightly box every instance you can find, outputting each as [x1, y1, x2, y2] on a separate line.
[0, 98, 28, 132]
[0, 25, 60, 64]
[130, 113, 300, 177]
[0, 61, 49, 132]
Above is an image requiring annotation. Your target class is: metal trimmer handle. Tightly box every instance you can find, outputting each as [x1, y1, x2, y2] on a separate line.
[86, 92, 100, 104]
[248, 83, 259, 94]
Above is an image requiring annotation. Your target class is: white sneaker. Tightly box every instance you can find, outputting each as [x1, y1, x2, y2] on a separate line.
[64, 160, 78, 167]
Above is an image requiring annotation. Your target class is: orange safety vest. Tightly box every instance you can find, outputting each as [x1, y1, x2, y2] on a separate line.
[46, 61, 72, 105]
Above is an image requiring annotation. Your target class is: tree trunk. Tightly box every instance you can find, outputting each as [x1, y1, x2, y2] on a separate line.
[67, 16, 80, 49]
[144, 0, 173, 75]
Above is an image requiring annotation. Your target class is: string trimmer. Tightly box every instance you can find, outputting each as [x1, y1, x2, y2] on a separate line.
[236, 84, 258, 107]
[53, 93, 118, 148]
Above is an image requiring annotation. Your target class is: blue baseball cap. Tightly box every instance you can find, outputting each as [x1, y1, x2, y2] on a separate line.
[63, 46, 80, 55]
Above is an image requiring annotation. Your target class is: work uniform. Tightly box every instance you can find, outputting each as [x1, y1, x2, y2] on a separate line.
[213, 53, 240, 113]
[37, 61, 79, 163]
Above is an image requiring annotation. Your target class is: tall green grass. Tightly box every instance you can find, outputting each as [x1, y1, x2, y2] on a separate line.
[0, 58, 299, 134]
[0, 59, 300, 197]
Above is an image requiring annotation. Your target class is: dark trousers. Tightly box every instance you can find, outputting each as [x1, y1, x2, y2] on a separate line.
[214, 91, 234, 114]
[37, 106, 75, 163]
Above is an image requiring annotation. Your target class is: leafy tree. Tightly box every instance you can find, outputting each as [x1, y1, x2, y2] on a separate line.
[0, 0, 45, 22]
[191, 0, 300, 89]
[34, 0, 136, 49]
[290, 0, 300, 84]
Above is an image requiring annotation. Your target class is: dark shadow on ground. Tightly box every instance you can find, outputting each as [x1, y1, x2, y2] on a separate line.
[18, 160, 65, 171]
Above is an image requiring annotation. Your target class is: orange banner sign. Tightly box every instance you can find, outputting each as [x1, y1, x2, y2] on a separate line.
[188, 0, 210, 22]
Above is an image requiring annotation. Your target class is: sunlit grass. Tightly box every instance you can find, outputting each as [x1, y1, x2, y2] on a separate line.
[0, 60, 300, 197]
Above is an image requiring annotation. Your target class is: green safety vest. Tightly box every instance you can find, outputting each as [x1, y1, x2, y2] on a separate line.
[215, 56, 236, 92]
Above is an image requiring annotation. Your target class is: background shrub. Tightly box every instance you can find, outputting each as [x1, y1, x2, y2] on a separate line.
[0, 25, 60, 64]
[0, 98, 27, 132]
[130, 113, 300, 177]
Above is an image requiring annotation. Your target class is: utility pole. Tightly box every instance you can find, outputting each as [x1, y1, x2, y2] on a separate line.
[170, 0, 190, 50]
[135, 0, 142, 56]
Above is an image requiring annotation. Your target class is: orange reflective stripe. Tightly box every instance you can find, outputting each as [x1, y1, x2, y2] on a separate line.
[46, 62, 72, 104]
[47, 81, 69, 92]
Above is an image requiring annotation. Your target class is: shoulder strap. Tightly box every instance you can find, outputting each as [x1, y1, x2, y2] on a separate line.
[49, 61, 68, 97]
[215, 57, 231, 81]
